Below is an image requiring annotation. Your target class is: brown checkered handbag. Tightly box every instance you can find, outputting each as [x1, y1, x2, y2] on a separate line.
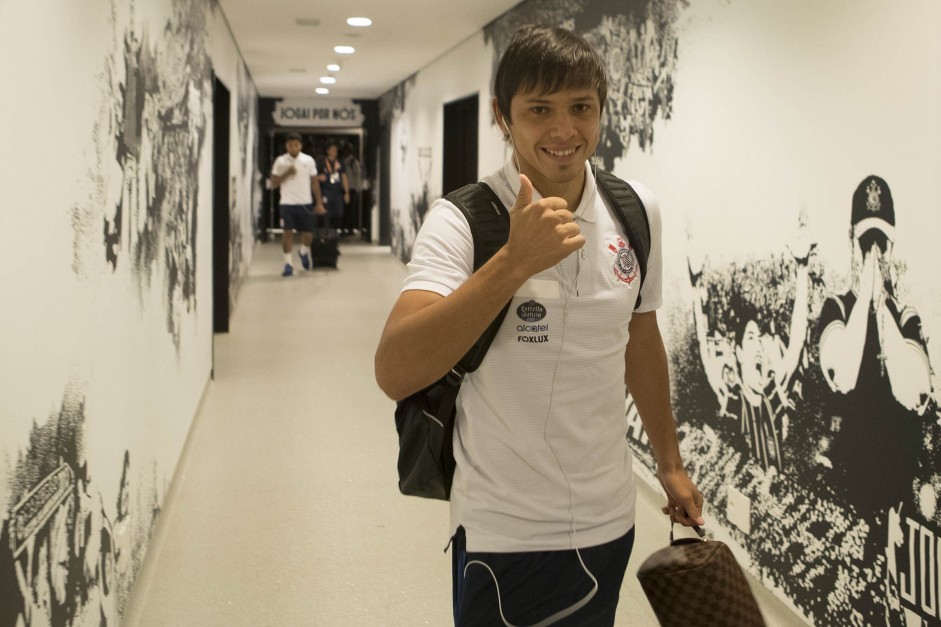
[636, 526, 766, 626]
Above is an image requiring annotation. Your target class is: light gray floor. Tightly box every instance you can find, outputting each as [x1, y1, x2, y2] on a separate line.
[123, 239, 808, 626]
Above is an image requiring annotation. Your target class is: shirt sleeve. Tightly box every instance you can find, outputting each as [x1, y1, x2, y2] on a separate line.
[627, 181, 663, 313]
[271, 155, 285, 176]
[401, 199, 474, 297]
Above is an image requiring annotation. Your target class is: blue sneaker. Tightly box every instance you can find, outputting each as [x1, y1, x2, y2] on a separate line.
[282, 263, 293, 277]
[299, 252, 311, 270]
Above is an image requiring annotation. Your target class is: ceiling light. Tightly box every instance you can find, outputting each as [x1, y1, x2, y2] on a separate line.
[334, 45, 355, 54]
[347, 17, 372, 27]
[316, 87, 330, 95]
[320, 76, 336, 84]
[327, 64, 341, 72]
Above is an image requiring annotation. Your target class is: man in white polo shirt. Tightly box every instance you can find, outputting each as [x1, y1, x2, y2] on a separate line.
[270, 132, 325, 276]
[375, 25, 703, 626]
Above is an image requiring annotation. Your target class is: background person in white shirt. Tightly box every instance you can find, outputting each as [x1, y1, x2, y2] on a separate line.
[270, 132, 325, 276]
[375, 24, 703, 626]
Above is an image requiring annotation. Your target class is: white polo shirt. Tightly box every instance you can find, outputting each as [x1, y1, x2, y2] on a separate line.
[402, 160, 662, 553]
[272, 152, 318, 205]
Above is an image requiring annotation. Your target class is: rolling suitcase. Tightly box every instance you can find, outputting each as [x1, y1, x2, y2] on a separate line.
[311, 226, 340, 268]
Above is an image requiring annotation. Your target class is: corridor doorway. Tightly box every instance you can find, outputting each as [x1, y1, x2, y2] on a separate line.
[212, 75, 231, 338]
[266, 129, 367, 240]
[442, 94, 479, 195]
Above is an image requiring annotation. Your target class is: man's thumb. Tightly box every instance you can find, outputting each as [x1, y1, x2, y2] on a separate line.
[512, 174, 533, 214]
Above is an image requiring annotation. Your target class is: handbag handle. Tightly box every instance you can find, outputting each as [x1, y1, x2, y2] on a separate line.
[669, 523, 706, 544]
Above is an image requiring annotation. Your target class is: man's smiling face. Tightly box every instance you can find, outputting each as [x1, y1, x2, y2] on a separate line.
[505, 86, 601, 194]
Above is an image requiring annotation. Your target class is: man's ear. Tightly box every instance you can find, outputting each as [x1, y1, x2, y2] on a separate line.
[492, 97, 509, 139]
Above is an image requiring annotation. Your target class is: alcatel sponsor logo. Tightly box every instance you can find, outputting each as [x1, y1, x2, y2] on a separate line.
[516, 300, 546, 322]
[517, 324, 548, 332]
[517, 322, 549, 343]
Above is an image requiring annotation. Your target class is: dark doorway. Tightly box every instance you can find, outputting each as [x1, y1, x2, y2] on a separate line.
[267, 129, 366, 239]
[212, 75, 231, 339]
[442, 94, 479, 195]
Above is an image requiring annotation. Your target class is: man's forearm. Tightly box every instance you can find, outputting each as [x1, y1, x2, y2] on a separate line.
[311, 179, 323, 206]
[376, 247, 529, 399]
[626, 314, 685, 472]
[630, 371, 684, 472]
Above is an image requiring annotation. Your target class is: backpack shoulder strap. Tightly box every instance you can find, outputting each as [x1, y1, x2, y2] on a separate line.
[443, 182, 511, 372]
[593, 168, 652, 310]
[445, 182, 509, 271]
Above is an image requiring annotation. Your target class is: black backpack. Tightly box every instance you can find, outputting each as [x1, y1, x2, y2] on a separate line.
[395, 169, 651, 500]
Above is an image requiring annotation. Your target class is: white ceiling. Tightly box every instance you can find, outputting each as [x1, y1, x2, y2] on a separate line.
[218, 0, 522, 100]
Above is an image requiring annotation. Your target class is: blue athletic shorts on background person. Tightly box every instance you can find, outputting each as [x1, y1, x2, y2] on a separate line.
[279, 204, 315, 232]
[452, 526, 635, 626]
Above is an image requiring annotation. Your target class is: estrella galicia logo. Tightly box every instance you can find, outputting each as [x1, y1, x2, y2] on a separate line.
[516, 300, 546, 322]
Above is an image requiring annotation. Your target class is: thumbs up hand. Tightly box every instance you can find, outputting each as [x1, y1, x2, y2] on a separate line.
[509, 173, 536, 215]
[505, 174, 585, 277]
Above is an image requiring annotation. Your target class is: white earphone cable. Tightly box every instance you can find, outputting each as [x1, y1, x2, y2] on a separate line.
[465, 138, 601, 625]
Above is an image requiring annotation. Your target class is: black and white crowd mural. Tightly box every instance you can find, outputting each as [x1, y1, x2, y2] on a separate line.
[0, 388, 162, 626]
[1, 0, 259, 622]
[629, 172, 941, 624]
[382, 0, 940, 623]
[379, 77, 423, 263]
[230, 56, 263, 304]
[73, 0, 211, 350]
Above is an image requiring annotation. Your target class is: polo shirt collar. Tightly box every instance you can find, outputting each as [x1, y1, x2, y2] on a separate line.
[501, 160, 599, 223]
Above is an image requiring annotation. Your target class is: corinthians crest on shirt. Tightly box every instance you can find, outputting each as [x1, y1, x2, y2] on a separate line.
[608, 237, 639, 285]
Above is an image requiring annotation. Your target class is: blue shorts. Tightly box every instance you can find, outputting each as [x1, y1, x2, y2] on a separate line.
[279, 204, 315, 232]
[452, 526, 635, 626]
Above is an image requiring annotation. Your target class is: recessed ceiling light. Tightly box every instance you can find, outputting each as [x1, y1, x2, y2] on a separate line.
[327, 64, 341, 72]
[316, 87, 330, 95]
[320, 76, 336, 84]
[334, 45, 355, 54]
[347, 17, 372, 27]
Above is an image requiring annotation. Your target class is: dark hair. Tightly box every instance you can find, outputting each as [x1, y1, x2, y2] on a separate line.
[494, 25, 607, 123]
[285, 132, 302, 143]
[730, 297, 764, 349]
[734, 314, 759, 350]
